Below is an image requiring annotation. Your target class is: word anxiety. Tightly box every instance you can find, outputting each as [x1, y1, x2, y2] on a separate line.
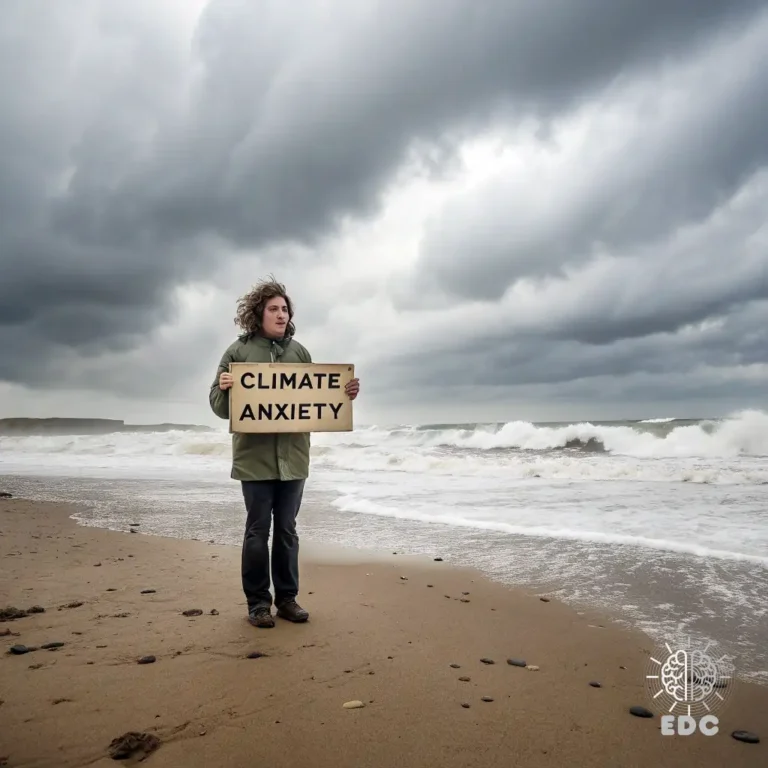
[238, 401, 344, 422]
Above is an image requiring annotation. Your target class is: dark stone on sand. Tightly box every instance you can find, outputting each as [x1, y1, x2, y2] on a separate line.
[589, 681, 602, 688]
[0, 607, 27, 621]
[247, 651, 266, 659]
[427, 584, 433, 588]
[182, 609, 203, 617]
[462, 592, 469, 595]
[450, 663, 461, 669]
[0, 491, 12, 498]
[108, 731, 161, 761]
[94, 562, 102, 567]
[140, 589, 156, 594]
[129, 528, 137, 533]
[137, 655, 156, 664]
[106, 588, 117, 592]
[400, 576, 408, 580]
[731, 730, 760, 744]
[458, 676, 471, 682]
[210, 609, 219, 615]
[460, 598, 470, 603]
[481, 696, 494, 702]
[461, 702, 470, 708]
[629, 706, 654, 718]
[619, 665, 626, 670]
[539, 597, 550, 602]
[129, 523, 140, 527]
[507, 658, 527, 667]
[41, 642, 65, 649]
[60, 601, 83, 610]
[434, 557, 443, 561]
[480, 658, 495, 665]
[8, 644, 29, 655]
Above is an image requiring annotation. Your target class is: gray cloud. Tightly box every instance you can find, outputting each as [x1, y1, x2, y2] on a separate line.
[2, 0, 766, 393]
[408, 15, 768, 301]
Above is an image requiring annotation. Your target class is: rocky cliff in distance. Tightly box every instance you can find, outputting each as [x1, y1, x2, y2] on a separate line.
[0, 418, 213, 435]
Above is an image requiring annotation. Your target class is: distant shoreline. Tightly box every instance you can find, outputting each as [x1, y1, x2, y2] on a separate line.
[0, 417, 213, 435]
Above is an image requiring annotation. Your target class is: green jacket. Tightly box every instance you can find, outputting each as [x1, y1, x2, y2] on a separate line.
[209, 334, 313, 482]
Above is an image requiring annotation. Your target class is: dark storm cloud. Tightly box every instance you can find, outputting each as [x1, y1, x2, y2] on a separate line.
[367, 297, 768, 405]
[1, 0, 766, 390]
[410, 17, 768, 301]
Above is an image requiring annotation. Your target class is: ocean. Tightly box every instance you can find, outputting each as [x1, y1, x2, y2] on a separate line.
[2, 410, 767, 685]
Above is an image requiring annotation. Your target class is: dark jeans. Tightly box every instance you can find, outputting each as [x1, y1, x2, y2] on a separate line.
[241, 479, 304, 610]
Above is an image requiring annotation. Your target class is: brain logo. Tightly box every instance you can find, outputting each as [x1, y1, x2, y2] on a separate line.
[645, 638, 734, 718]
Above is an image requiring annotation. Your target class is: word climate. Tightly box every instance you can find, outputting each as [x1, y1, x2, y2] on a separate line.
[229, 362, 354, 434]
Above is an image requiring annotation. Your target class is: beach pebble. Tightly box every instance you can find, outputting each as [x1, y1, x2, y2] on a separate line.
[539, 597, 550, 602]
[434, 557, 443, 562]
[140, 589, 156, 594]
[400, 576, 408, 580]
[28, 605, 45, 614]
[41, 642, 65, 650]
[507, 658, 527, 667]
[182, 609, 203, 617]
[246, 651, 265, 659]
[629, 706, 654, 718]
[137, 655, 156, 665]
[108, 732, 160, 761]
[343, 700, 365, 709]
[481, 696, 494, 702]
[0, 491, 12, 497]
[8, 644, 29, 655]
[462, 592, 469, 595]
[460, 598, 470, 603]
[526, 665, 540, 671]
[731, 730, 760, 744]
[458, 676, 471, 682]
[589, 681, 602, 688]
[210, 609, 219, 615]
[0, 607, 28, 621]
[427, 584, 433, 588]
[94, 562, 102, 567]
[480, 658, 495, 665]
[461, 702, 470, 708]
[450, 663, 461, 669]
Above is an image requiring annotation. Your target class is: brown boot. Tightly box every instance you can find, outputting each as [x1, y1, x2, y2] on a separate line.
[276, 599, 309, 623]
[248, 606, 275, 628]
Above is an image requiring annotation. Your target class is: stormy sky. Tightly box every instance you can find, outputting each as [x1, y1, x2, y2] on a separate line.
[1, 0, 767, 427]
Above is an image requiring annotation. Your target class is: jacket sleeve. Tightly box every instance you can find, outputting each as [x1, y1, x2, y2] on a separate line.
[208, 344, 236, 420]
[297, 342, 312, 363]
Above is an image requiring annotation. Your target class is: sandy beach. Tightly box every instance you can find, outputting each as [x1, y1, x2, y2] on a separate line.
[0, 496, 765, 768]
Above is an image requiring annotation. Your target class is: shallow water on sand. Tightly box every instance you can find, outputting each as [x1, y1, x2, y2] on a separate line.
[2, 411, 767, 683]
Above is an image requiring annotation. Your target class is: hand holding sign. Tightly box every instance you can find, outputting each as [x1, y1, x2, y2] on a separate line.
[229, 363, 355, 433]
[345, 377, 360, 400]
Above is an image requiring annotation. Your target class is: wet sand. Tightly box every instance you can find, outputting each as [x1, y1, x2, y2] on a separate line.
[0, 497, 765, 767]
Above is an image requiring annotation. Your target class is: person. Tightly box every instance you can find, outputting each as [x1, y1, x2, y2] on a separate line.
[209, 278, 360, 628]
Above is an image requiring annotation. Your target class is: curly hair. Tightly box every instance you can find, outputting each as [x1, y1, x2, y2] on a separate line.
[234, 276, 295, 339]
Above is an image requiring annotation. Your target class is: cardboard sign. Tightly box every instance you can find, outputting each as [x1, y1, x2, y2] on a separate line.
[229, 362, 354, 433]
